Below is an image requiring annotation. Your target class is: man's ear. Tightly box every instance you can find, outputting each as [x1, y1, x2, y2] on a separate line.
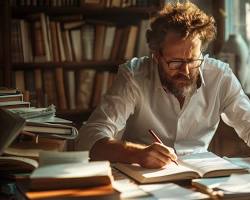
[152, 52, 160, 64]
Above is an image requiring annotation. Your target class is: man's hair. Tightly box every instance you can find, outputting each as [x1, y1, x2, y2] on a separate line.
[146, 1, 217, 53]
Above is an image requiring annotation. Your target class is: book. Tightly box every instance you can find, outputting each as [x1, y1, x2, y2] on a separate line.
[26, 150, 114, 191]
[1, 138, 67, 174]
[17, 180, 120, 200]
[76, 69, 96, 109]
[0, 93, 23, 102]
[114, 152, 247, 184]
[0, 108, 36, 174]
[224, 157, 250, 169]
[23, 121, 78, 139]
[8, 104, 56, 119]
[0, 156, 38, 173]
[0, 108, 26, 155]
[30, 161, 113, 190]
[0, 101, 30, 109]
[192, 174, 250, 199]
[139, 183, 210, 200]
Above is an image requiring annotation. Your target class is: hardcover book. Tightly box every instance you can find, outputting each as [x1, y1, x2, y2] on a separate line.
[114, 152, 247, 184]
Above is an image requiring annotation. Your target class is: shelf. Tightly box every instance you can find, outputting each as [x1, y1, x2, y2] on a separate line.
[12, 60, 122, 72]
[12, 6, 159, 19]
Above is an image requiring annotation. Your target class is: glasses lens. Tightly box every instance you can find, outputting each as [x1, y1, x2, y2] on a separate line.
[189, 60, 203, 69]
[168, 60, 203, 70]
[168, 61, 183, 69]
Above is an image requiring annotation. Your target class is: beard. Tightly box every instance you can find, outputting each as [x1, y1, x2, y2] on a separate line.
[159, 66, 199, 97]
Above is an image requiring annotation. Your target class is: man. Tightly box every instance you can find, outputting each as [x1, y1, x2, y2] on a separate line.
[78, 2, 250, 168]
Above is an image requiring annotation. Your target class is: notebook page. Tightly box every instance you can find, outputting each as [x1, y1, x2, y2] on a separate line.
[179, 152, 243, 177]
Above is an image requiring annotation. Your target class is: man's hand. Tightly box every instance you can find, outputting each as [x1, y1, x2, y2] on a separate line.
[136, 142, 178, 168]
[90, 138, 177, 169]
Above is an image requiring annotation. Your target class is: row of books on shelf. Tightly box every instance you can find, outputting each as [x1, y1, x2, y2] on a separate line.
[10, 0, 160, 8]
[12, 13, 149, 63]
[13, 69, 117, 109]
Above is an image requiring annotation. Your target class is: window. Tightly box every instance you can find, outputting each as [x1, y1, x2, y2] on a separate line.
[225, 0, 250, 44]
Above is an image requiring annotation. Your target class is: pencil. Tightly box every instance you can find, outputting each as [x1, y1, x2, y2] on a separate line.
[148, 129, 179, 166]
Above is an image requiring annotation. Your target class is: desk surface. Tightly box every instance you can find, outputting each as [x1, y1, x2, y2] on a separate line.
[0, 169, 193, 200]
[1, 166, 250, 200]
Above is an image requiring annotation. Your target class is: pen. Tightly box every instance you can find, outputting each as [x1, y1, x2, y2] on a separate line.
[148, 129, 179, 166]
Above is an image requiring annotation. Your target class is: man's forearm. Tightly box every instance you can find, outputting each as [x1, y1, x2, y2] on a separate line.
[89, 138, 145, 164]
[89, 137, 178, 168]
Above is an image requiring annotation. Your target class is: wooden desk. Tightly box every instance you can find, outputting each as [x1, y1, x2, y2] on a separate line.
[1, 166, 250, 200]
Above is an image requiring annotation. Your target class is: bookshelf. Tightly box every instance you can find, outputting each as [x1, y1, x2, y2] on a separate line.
[0, 0, 163, 124]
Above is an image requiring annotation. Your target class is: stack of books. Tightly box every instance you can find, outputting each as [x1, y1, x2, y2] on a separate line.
[0, 89, 79, 174]
[0, 108, 120, 199]
[0, 87, 30, 109]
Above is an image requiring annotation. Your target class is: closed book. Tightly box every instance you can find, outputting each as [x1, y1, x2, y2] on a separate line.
[70, 28, 83, 61]
[76, 69, 96, 109]
[102, 26, 116, 60]
[124, 25, 138, 59]
[0, 101, 30, 109]
[30, 161, 113, 191]
[15, 70, 26, 92]
[81, 24, 95, 60]
[136, 19, 150, 57]
[20, 19, 33, 62]
[18, 151, 116, 192]
[0, 93, 23, 102]
[0, 156, 38, 173]
[23, 121, 78, 139]
[65, 70, 76, 109]
[0, 87, 19, 95]
[94, 24, 106, 60]
[17, 180, 120, 200]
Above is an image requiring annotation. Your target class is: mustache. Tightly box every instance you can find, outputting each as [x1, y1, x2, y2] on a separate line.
[173, 74, 191, 81]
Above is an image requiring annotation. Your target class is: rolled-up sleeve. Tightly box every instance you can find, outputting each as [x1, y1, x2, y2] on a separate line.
[76, 61, 141, 150]
[221, 66, 250, 147]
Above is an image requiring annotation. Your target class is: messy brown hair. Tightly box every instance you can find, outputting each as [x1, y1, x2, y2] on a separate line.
[146, 1, 217, 53]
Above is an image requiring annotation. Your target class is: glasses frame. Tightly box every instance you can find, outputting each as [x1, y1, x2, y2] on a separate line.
[160, 53, 204, 70]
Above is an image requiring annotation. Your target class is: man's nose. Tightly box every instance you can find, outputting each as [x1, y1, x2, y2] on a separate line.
[179, 62, 190, 76]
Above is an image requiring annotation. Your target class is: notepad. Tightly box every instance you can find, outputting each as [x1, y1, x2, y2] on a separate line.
[114, 152, 247, 183]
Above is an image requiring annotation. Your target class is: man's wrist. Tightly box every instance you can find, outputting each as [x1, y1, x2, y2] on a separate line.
[124, 142, 145, 165]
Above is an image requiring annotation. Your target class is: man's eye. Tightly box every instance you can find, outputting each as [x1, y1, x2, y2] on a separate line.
[171, 61, 182, 65]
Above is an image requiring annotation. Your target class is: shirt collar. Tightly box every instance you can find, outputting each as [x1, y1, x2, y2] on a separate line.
[198, 53, 209, 88]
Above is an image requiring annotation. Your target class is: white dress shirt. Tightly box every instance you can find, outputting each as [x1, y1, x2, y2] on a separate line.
[78, 55, 250, 155]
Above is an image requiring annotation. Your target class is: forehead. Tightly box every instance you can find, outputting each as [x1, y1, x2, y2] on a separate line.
[161, 32, 202, 58]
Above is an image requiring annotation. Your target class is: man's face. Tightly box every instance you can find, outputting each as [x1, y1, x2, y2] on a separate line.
[156, 32, 202, 97]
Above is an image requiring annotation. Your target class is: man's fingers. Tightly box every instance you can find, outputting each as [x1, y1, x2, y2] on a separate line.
[149, 143, 178, 162]
[144, 148, 173, 165]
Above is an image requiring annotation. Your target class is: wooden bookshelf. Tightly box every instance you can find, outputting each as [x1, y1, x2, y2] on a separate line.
[12, 6, 159, 18]
[12, 60, 121, 72]
[0, 0, 163, 122]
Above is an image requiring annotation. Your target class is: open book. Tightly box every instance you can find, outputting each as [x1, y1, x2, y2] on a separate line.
[114, 152, 247, 184]
[28, 151, 113, 191]
[192, 174, 250, 199]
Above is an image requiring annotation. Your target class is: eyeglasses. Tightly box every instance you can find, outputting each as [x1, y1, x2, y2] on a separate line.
[161, 56, 204, 70]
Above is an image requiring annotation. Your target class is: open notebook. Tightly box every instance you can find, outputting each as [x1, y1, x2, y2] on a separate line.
[114, 152, 247, 184]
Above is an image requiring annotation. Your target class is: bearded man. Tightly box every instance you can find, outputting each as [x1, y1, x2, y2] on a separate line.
[78, 2, 250, 168]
